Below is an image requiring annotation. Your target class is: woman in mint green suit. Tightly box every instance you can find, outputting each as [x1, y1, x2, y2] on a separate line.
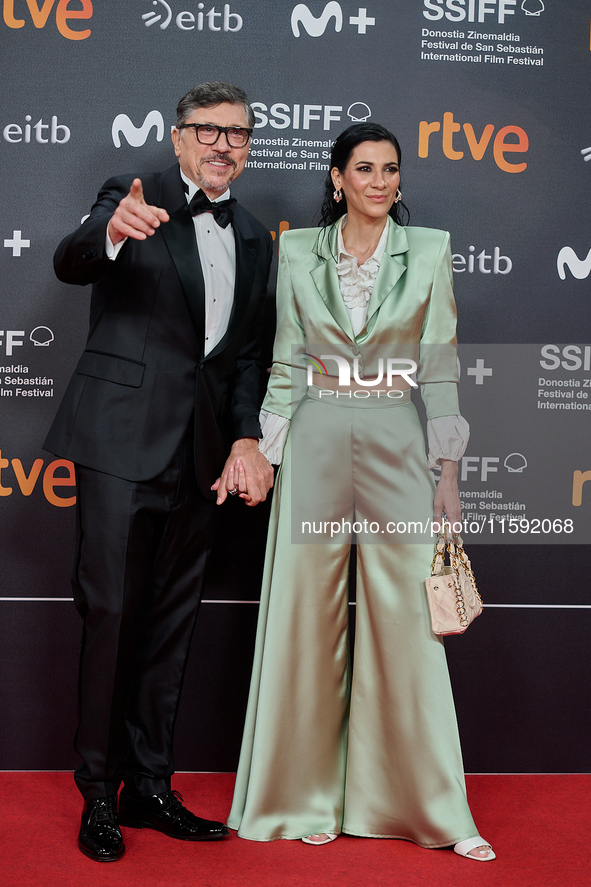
[228, 124, 495, 862]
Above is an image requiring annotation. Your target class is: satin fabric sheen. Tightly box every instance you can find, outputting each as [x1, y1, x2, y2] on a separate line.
[228, 390, 477, 846]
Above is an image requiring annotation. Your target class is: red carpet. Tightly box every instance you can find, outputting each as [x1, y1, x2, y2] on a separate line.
[2, 772, 589, 886]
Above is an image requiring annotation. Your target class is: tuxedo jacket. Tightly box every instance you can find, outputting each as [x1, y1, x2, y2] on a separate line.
[262, 220, 461, 422]
[44, 164, 273, 496]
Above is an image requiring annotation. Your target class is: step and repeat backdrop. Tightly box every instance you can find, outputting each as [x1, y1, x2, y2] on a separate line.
[1, 1, 590, 773]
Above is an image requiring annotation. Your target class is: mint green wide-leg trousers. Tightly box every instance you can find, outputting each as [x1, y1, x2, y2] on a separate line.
[228, 389, 477, 847]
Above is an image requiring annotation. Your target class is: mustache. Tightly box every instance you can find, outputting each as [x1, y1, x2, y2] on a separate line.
[200, 153, 237, 168]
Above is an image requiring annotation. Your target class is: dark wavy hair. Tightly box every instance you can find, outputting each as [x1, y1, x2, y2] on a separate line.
[176, 81, 255, 128]
[318, 123, 409, 228]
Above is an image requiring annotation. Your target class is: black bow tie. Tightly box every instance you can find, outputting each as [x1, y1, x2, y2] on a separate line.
[188, 189, 236, 228]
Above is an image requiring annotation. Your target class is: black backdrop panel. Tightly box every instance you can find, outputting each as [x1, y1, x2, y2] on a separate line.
[1, 1, 590, 772]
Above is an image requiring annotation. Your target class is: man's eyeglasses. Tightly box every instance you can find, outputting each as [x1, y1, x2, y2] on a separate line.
[178, 123, 253, 148]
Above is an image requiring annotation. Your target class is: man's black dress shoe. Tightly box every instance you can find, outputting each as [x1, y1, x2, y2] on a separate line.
[78, 795, 125, 861]
[118, 788, 230, 840]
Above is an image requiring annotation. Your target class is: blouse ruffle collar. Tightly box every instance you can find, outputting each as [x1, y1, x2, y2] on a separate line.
[336, 215, 390, 309]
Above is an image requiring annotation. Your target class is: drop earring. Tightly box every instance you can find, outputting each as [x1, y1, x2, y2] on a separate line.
[333, 188, 343, 203]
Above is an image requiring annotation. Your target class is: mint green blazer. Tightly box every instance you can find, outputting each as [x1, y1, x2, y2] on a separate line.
[263, 220, 461, 421]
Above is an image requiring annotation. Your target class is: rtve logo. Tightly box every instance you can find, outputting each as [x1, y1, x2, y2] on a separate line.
[557, 246, 591, 281]
[291, 2, 375, 37]
[573, 470, 591, 507]
[142, 0, 243, 32]
[418, 111, 528, 173]
[112, 111, 165, 148]
[0, 449, 75, 507]
[2, 0, 93, 40]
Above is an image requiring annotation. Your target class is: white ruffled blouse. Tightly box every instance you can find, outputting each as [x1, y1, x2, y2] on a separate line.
[259, 216, 469, 467]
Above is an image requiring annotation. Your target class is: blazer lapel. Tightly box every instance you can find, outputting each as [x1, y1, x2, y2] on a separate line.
[365, 222, 409, 327]
[310, 224, 354, 339]
[158, 165, 206, 352]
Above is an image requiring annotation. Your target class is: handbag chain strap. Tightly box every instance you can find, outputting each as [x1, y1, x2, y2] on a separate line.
[431, 534, 483, 628]
[429, 534, 447, 573]
[450, 540, 484, 616]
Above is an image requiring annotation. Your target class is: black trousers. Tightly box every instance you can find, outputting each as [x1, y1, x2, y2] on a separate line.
[73, 427, 215, 800]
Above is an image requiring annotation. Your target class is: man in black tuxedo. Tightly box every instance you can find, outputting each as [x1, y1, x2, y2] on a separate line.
[44, 82, 274, 862]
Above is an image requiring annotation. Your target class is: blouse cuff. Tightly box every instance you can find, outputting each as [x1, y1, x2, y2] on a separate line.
[427, 415, 470, 470]
[259, 410, 290, 465]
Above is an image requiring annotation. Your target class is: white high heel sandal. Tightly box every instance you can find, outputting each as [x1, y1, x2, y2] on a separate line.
[454, 836, 496, 861]
[301, 833, 338, 845]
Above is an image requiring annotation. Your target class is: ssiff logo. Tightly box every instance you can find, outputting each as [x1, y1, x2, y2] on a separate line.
[0, 327, 54, 353]
[252, 100, 371, 131]
[112, 111, 165, 148]
[291, 3, 375, 37]
[2, 0, 93, 39]
[460, 455, 527, 482]
[422, 1, 544, 23]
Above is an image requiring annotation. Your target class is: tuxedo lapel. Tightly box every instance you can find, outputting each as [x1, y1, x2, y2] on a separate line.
[158, 165, 206, 352]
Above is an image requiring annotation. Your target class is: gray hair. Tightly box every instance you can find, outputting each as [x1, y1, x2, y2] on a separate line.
[176, 81, 255, 129]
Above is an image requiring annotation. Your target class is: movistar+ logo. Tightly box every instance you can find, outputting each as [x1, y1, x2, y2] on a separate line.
[291, 3, 375, 37]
